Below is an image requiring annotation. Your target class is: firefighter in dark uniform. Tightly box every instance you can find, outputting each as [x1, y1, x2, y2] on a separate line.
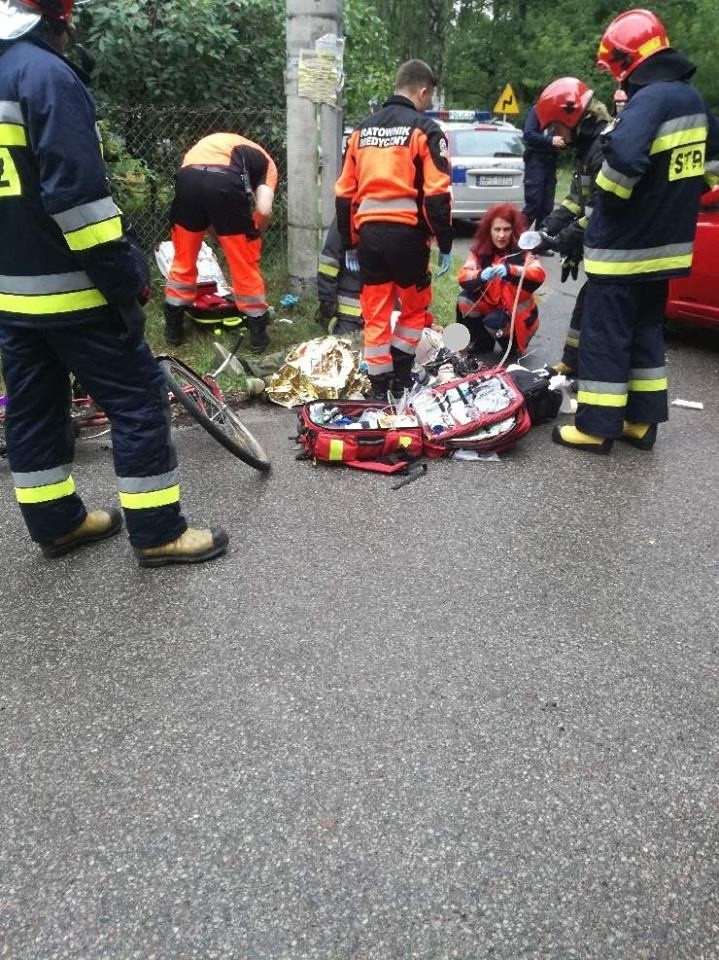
[553, 8, 719, 453]
[535, 78, 611, 377]
[521, 103, 566, 230]
[0, 0, 228, 565]
[335, 59, 453, 399]
[316, 216, 363, 337]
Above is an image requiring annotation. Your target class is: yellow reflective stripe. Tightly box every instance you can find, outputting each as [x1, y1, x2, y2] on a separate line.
[318, 263, 340, 277]
[596, 169, 632, 199]
[0, 288, 108, 314]
[15, 476, 75, 504]
[328, 439, 344, 461]
[64, 215, 123, 252]
[650, 126, 706, 155]
[339, 304, 362, 316]
[562, 199, 582, 215]
[0, 123, 26, 146]
[577, 390, 627, 408]
[628, 377, 668, 392]
[118, 485, 180, 509]
[584, 254, 692, 276]
[565, 335, 579, 348]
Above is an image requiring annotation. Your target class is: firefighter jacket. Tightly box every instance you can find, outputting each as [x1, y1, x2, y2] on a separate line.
[317, 218, 362, 326]
[522, 106, 558, 167]
[457, 250, 545, 353]
[0, 36, 148, 328]
[543, 110, 608, 241]
[335, 95, 453, 254]
[585, 77, 719, 281]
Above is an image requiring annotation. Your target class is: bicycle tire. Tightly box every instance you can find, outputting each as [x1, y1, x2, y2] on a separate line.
[158, 356, 271, 472]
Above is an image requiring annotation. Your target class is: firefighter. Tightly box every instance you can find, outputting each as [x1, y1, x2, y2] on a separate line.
[535, 78, 611, 377]
[554, 8, 719, 453]
[163, 133, 278, 352]
[0, 0, 228, 566]
[335, 59, 453, 399]
[456, 203, 545, 362]
[316, 216, 363, 338]
[521, 103, 566, 232]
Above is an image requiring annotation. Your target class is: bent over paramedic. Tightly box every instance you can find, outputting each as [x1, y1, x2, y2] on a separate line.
[335, 59, 453, 399]
[0, 0, 228, 566]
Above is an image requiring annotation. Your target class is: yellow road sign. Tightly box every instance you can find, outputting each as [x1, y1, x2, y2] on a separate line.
[493, 84, 520, 115]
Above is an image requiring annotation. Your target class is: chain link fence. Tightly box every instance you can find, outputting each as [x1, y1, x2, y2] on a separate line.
[100, 105, 287, 264]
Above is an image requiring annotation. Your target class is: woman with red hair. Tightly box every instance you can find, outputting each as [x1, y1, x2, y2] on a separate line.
[456, 203, 545, 361]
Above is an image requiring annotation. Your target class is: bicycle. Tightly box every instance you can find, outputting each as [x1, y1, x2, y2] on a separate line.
[0, 332, 271, 472]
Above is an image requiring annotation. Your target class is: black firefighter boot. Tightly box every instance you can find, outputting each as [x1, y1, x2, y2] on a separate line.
[390, 346, 415, 396]
[367, 373, 393, 402]
[163, 303, 185, 347]
[246, 310, 271, 354]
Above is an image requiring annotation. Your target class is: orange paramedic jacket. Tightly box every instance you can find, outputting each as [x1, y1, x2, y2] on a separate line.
[335, 95, 453, 253]
[182, 133, 278, 194]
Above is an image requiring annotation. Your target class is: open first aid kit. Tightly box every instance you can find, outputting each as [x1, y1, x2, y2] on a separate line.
[295, 367, 531, 472]
[295, 400, 424, 473]
[412, 366, 531, 456]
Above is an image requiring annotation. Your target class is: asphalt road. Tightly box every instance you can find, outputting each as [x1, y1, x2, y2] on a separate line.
[1, 256, 718, 960]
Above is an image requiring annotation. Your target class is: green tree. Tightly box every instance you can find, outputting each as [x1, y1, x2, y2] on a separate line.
[76, 0, 285, 109]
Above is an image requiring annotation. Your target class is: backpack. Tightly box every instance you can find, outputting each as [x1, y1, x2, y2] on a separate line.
[295, 400, 424, 474]
[411, 366, 531, 457]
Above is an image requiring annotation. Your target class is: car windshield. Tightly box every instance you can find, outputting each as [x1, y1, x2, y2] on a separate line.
[449, 129, 523, 158]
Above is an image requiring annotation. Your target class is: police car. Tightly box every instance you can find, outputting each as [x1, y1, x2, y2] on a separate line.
[428, 110, 525, 223]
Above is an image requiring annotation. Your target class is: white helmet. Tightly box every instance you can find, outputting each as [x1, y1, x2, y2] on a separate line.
[0, 0, 42, 40]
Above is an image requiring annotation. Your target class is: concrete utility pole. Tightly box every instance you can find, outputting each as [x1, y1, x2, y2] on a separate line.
[285, 0, 343, 295]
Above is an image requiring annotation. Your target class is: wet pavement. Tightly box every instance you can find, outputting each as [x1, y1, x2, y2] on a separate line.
[1, 255, 718, 959]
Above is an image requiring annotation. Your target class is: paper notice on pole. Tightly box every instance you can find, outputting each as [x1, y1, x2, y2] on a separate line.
[298, 49, 341, 105]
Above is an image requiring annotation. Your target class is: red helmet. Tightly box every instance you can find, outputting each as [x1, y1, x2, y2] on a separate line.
[16, 0, 74, 20]
[597, 9, 670, 82]
[536, 78, 594, 131]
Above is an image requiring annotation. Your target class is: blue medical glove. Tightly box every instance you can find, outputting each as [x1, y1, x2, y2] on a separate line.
[345, 248, 360, 272]
[480, 264, 508, 282]
[435, 251, 453, 277]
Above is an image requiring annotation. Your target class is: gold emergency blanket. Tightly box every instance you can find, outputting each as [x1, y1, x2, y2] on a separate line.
[266, 336, 369, 408]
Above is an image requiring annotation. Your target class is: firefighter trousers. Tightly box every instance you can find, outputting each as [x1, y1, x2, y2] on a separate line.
[165, 167, 268, 318]
[0, 319, 188, 549]
[576, 279, 669, 437]
[358, 223, 432, 378]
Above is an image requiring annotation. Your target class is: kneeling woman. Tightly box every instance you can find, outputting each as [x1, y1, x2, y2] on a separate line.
[456, 203, 545, 361]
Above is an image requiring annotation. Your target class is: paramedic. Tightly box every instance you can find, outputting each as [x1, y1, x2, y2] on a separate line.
[163, 133, 278, 352]
[335, 59, 453, 399]
[553, 8, 719, 453]
[456, 203, 544, 362]
[0, 0, 228, 566]
[521, 103, 566, 230]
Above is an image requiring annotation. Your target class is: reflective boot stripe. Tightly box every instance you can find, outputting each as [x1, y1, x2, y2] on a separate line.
[117, 470, 180, 510]
[13, 465, 75, 504]
[565, 326, 580, 348]
[628, 367, 668, 392]
[577, 380, 628, 407]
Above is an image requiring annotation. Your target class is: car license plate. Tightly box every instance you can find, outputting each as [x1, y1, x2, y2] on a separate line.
[477, 175, 513, 187]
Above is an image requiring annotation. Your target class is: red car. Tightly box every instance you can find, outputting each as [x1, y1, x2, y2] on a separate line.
[666, 186, 719, 328]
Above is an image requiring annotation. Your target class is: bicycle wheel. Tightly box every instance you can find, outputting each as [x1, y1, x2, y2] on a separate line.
[158, 355, 271, 472]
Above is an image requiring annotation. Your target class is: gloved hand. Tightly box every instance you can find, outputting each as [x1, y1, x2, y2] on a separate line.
[435, 251, 453, 277]
[480, 263, 508, 282]
[554, 220, 585, 261]
[345, 248, 360, 272]
[560, 258, 580, 283]
[116, 300, 146, 344]
[315, 300, 336, 331]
